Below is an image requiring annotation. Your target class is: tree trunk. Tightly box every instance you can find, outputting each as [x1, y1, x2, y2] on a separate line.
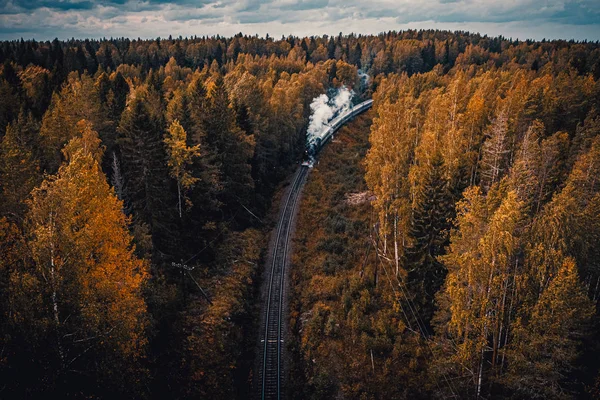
[177, 179, 182, 218]
[49, 212, 65, 366]
[394, 215, 399, 277]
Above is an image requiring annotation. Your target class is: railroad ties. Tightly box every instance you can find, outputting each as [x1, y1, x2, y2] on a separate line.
[259, 167, 307, 400]
[258, 99, 372, 399]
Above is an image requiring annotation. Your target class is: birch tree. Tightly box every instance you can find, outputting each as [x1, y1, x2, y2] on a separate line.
[15, 121, 149, 391]
[365, 96, 420, 277]
[164, 119, 200, 218]
[433, 187, 524, 397]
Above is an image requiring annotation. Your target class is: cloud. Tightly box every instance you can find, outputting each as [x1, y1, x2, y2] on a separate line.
[286, 0, 329, 11]
[0, 0, 598, 40]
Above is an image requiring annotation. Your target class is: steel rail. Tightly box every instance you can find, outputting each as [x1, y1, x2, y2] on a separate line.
[259, 98, 372, 399]
[261, 167, 306, 400]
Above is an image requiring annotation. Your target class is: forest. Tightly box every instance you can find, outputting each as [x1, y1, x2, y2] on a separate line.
[0, 31, 600, 399]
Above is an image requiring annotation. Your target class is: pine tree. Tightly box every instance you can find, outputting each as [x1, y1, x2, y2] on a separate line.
[527, 136, 600, 295]
[508, 120, 542, 210]
[534, 130, 569, 213]
[568, 111, 600, 166]
[365, 94, 420, 277]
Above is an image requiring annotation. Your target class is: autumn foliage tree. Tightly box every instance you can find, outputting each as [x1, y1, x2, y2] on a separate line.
[164, 119, 200, 218]
[432, 186, 524, 397]
[39, 72, 109, 171]
[5, 121, 149, 396]
[365, 94, 419, 278]
[504, 258, 594, 399]
[0, 111, 40, 218]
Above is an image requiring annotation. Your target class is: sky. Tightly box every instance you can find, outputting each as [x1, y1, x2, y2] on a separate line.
[0, 0, 599, 41]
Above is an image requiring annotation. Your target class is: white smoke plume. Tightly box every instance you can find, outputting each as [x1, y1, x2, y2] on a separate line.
[306, 86, 354, 149]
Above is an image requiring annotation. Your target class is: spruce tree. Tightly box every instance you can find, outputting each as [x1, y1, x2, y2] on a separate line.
[204, 76, 254, 219]
[117, 87, 174, 256]
[406, 152, 453, 323]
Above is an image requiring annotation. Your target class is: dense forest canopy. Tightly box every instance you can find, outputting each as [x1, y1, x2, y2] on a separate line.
[1, 30, 600, 399]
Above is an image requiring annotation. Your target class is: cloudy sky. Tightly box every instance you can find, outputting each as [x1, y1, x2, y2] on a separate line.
[0, 0, 599, 41]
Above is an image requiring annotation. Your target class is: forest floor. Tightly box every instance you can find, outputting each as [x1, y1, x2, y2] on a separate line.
[253, 111, 375, 399]
[286, 112, 390, 399]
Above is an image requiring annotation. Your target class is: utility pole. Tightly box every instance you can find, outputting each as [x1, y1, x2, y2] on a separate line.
[172, 261, 213, 305]
[173, 260, 189, 303]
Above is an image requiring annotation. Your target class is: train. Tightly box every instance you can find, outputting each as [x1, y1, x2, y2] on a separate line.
[302, 99, 374, 167]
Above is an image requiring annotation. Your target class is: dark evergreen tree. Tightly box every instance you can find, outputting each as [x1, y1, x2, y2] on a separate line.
[75, 46, 86, 73]
[421, 41, 436, 70]
[84, 40, 98, 74]
[110, 71, 129, 120]
[117, 88, 175, 258]
[327, 37, 336, 59]
[406, 152, 454, 323]
[235, 104, 253, 136]
[203, 76, 254, 222]
[0, 76, 18, 136]
[184, 76, 223, 257]
[301, 39, 309, 57]
[214, 43, 223, 67]
[351, 42, 362, 68]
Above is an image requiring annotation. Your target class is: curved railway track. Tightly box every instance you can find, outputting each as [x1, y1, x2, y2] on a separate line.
[257, 99, 372, 400]
[259, 166, 308, 400]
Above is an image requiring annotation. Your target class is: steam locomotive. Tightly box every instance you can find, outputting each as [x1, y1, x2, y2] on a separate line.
[302, 99, 373, 167]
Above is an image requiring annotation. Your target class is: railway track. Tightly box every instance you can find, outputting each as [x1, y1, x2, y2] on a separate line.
[259, 166, 308, 400]
[257, 101, 371, 399]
